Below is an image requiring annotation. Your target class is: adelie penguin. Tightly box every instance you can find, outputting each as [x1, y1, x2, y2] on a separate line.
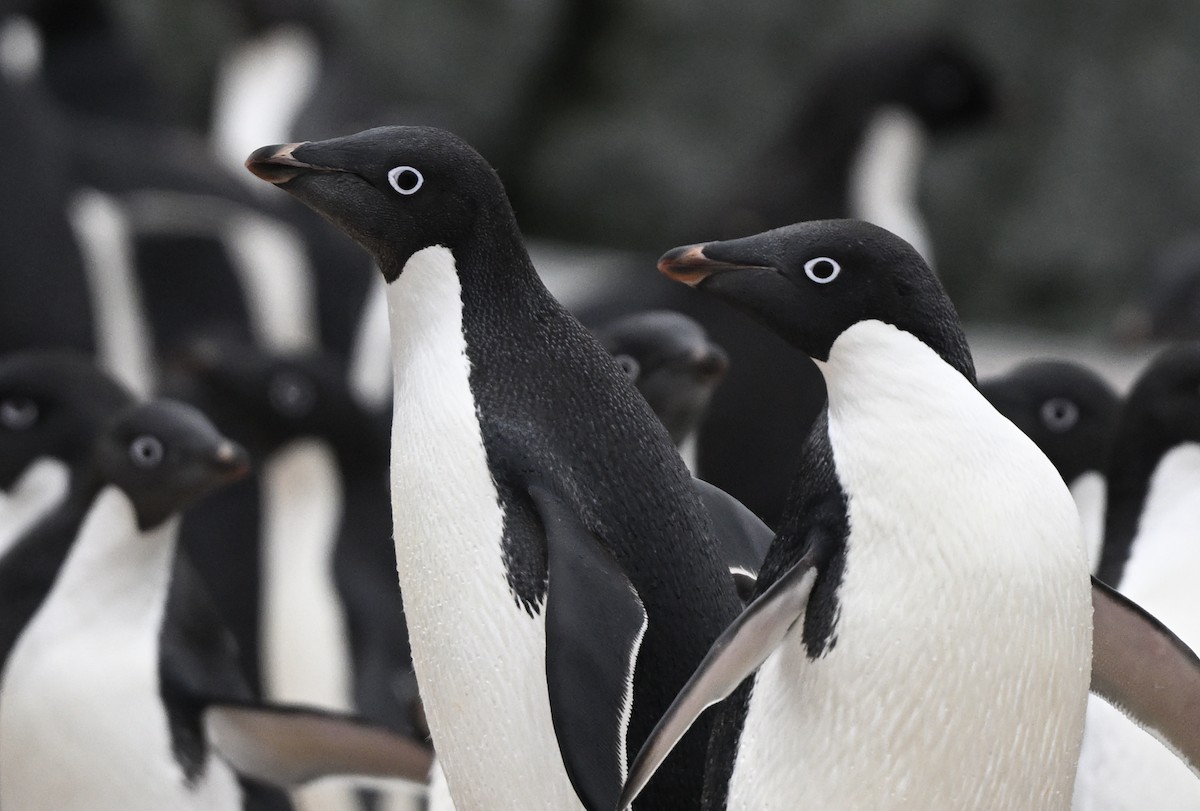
[981, 359, 1119, 572]
[0, 397, 433, 810]
[0, 350, 133, 559]
[247, 126, 774, 811]
[618, 220, 1200, 810]
[1074, 344, 1200, 811]
[594, 310, 729, 472]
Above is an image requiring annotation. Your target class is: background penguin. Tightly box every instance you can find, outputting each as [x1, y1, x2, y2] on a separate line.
[245, 125, 781, 811]
[594, 310, 730, 471]
[562, 34, 998, 530]
[0, 350, 132, 558]
[0, 398, 433, 810]
[981, 359, 1120, 572]
[1113, 232, 1200, 343]
[1075, 343, 1200, 811]
[166, 338, 422, 811]
[618, 220, 1200, 810]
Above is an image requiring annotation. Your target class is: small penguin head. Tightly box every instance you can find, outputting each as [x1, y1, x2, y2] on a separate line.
[246, 126, 510, 279]
[0, 351, 132, 489]
[885, 37, 995, 132]
[594, 310, 729, 444]
[170, 338, 379, 456]
[1118, 343, 1200, 454]
[981, 360, 1119, 483]
[658, 219, 972, 377]
[93, 400, 250, 530]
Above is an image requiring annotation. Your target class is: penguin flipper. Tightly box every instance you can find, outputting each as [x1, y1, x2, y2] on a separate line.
[204, 702, 434, 787]
[618, 552, 818, 811]
[691, 477, 774, 601]
[529, 483, 648, 811]
[1090, 576, 1200, 776]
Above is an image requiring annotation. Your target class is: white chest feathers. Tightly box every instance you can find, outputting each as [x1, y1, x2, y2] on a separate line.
[0, 487, 242, 810]
[728, 322, 1092, 810]
[1074, 443, 1200, 811]
[0, 457, 70, 560]
[384, 246, 583, 810]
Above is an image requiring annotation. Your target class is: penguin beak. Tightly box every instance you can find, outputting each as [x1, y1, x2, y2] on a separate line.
[657, 244, 773, 287]
[245, 143, 346, 185]
[211, 440, 251, 481]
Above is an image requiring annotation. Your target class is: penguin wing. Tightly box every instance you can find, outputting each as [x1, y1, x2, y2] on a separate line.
[1091, 576, 1200, 776]
[618, 551, 819, 811]
[528, 483, 649, 811]
[692, 477, 775, 600]
[204, 701, 434, 786]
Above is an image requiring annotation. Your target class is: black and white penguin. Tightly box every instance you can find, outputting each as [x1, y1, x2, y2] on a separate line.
[0, 350, 132, 558]
[1075, 344, 1200, 810]
[618, 220, 1200, 809]
[0, 398, 432, 810]
[981, 359, 1120, 572]
[167, 338, 420, 811]
[594, 310, 729, 470]
[244, 126, 776, 811]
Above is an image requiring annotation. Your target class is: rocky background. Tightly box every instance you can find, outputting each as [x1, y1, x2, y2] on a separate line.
[44, 0, 1200, 329]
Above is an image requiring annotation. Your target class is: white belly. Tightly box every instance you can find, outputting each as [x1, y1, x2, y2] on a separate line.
[1074, 444, 1200, 811]
[385, 247, 582, 811]
[0, 488, 242, 810]
[0, 457, 70, 560]
[728, 322, 1092, 809]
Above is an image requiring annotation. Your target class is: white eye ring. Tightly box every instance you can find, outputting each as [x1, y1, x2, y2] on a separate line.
[129, 435, 165, 468]
[613, 354, 641, 381]
[804, 257, 841, 284]
[388, 166, 423, 195]
[1040, 398, 1080, 433]
[0, 397, 38, 430]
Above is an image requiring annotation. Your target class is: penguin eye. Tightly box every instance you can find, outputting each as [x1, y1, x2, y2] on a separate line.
[387, 166, 424, 196]
[804, 257, 841, 284]
[614, 354, 641, 381]
[0, 397, 38, 430]
[269, 372, 316, 418]
[129, 435, 165, 468]
[1040, 398, 1079, 433]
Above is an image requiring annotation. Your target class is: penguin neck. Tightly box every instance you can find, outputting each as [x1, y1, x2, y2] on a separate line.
[1099, 438, 1200, 586]
[0, 457, 71, 559]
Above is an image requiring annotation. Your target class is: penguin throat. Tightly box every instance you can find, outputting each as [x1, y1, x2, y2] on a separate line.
[1122, 443, 1200, 588]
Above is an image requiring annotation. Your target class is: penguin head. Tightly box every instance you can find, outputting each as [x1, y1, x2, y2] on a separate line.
[1117, 343, 1200, 455]
[92, 400, 250, 530]
[0, 351, 132, 489]
[245, 126, 509, 279]
[594, 310, 729, 445]
[659, 219, 972, 378]
[881, 36, 995, 133]
[170, 337, 382, 457]
[981, 360, 1119, 484]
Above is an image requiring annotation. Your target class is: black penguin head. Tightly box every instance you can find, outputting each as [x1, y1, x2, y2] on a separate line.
[594, 310, 729, 444]
[1116, 344, 1200, 457]
[981, 360, 1119, 483]
[0, 351, 133, 489]
[881, 36, 995, 132]
[170, 338, 379, 457]
[659, 219, 973, 379]
[92, 400, 250, 531]
[245, 126, 510, 279]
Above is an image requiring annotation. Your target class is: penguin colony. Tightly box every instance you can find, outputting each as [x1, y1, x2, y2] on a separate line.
[2, 11, 1200, 811]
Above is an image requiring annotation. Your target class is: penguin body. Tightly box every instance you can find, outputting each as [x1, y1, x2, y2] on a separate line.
[981, 360, 1119, 572]
[0, 397, 433, 810]
[248, 126, 759, 811]
[620, 221, 1200, 810]
[1075, 344, 1200, 810]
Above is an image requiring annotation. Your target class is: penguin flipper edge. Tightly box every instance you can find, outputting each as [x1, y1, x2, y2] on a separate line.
[1090, 576, 1200, 777]
[617, 552, 818, 811]
[204, 702, 434, 788]
[528, 483, 649, 811]
[691, 477, 774, 601]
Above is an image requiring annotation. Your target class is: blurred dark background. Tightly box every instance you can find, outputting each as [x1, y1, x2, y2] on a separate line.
[15, 0, 1200, 329]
